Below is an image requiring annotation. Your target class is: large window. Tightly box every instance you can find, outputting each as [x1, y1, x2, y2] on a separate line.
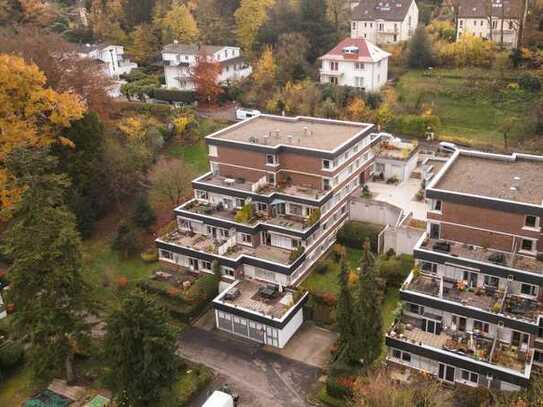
[525, 215, 539, 229]
[266, 154, 277, 165]
[473, 320, 489, 333]
[521, 283, 537, 297]
[521, 238, 536, 252]
[461, 370, 479, 384]
[483, 275, 499, 288]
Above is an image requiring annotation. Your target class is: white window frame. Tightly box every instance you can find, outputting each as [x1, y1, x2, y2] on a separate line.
[322, 159, 332, 170]
[520, 238, 537, 254]
[524, 215, 540, 231]
[208, 145, 218, 157]
[266, 154, 278, 166]
[460, 369, 479, 386]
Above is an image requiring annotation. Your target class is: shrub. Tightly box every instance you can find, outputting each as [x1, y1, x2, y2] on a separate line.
[116, 276, 129, 289]
[336, 222, 380, 252]
[331, 244, 346, 262]
[378, 255, 414, 290]
[517, 73, 542, 92]
[289, 245, 305, 263]
[141, 248, 158, 263]
[387, 114, 441, 138]
[326, 376, 353, 399]
[314, 292, 337, 306]
[234, 203, 255, 224]
[191, 275, 219, 301]
[133, 195, 156, 230]
[307, 208, 321, 226]
[151, 88, 196, 104]
[314, 261, 328, 275]
[112, 222, 143, 258]
[0, 341, 24, 372]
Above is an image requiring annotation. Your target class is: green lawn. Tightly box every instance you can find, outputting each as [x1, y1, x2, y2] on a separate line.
[395, 68, 541, 147]
[82, 238, 157, 310]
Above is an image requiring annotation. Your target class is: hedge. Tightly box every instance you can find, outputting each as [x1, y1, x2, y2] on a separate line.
[336, 221, 382, 252]
[150, 88, 196, 104]
[386, 114, 441, 138]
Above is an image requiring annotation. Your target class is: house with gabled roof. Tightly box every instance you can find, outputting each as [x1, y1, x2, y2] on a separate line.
[319, 37, 390, 91]
[351, 0, 419, 45]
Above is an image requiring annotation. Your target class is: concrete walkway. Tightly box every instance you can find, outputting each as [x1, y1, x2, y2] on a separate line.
[366, 179, 427, 221]
[179, 327, 320, 407]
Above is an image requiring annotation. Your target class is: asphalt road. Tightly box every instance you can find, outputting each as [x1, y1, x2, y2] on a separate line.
[178, 327, 321, 407]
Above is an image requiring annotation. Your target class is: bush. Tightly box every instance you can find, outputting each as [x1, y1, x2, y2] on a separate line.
[289, 246, 305, 263]
[141, 248, 158, 263]
[336, 222, 381, 252]
[133, 195, 156, 230]
[112, 222, 143, 258]
[151, 88, 196, 104]
[0, 341, 24, 372]
[234, 203, 255, 224]
[190, 274, 219, 301]
[116, 276, 129, 289]
[314, 261, 328, 275]
[387, 114, 441, 137]
[517, 73, 542, 92]
[326, 376, 354, 399]
[331, 244, 346, 262]
[378, 255, 414, 290]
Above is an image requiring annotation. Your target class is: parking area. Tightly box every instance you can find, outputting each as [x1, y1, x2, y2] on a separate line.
[179, 327, 320, 407]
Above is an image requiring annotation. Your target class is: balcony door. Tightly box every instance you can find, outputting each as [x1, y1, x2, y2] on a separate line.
[452, 315, 466, 332]
[438, 363, 456, 383]
[429, 223, 441, 239]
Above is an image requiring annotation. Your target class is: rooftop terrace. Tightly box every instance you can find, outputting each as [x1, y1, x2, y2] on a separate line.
[420, 237, 543, 275]
[218, 280, 299, 319]
[160, 230, 293, 264]
[389, 314, 531, 374]
[196, 173, 326, 200]
[432, 152, 543, 205]
[207, 115, 372, 151]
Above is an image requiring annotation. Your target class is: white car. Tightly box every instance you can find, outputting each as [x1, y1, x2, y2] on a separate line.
[235, 108, 261, 121]
[202, 391, 234, 407]
[438, 142, 457, 154]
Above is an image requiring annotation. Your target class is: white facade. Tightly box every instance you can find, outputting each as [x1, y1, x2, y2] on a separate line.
[319, 38, 390, 91]
[351, 0, 419, 45]
[162, 44, 252, 91]
[457, 17, 519, 48]
[78, 44, 137, 79]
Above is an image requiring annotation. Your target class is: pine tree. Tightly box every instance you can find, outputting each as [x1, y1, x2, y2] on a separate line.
[407, 26, 434, 69]
[336, 260, 356, 363]
[105, 289, 177, 405]
[353, 239, 383, 368]
[2, 149, 90, 383]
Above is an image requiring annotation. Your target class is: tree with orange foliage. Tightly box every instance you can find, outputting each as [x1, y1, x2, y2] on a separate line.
[0, 54, 85, 216]
[190, 53, 224, 105]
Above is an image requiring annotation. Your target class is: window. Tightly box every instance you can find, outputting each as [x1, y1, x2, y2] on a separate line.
[160, 250, 173, 260]
[355, 77, 364, 88]
[421, 262, 437, 274]
[323, 178, 331, 191]
[378, 23, 384, 31]
[202, 261, 212, 270]
[392, 349, 401, 359]
[521, 238, 535, 252]
[408, 303, 423, 314]
[461, 370, 479, 384]
[322, 159, 331, 169]
[266, 154, 277, 165]
[401, 352, 411, 362]
[355, 62, 364, 70]
[289, 203, 303, 216]
[492, 20, 497, 29]
[330, 61, 338, 71]
[525, 215, 539, 229]
[330, 76, 338, 85]
[240, 233, 252, 244]
[521, 283, 537, 297]
[267, 173, 275, 184]
[208, 145, 218, 157]
[473, 320, 489, 333]
[484, 275, 499, 288]
[459, 20, 463, 27]
[196, 190, 209, 200]
[292, 239, 300, 248]
[256, 202, 268, 212]
[352, 22, 356, 30]
[509, 21, 513, 30]
[431, 199, 442, 212]
[222, 267, 235, 278]
[235, 198, 245, 208]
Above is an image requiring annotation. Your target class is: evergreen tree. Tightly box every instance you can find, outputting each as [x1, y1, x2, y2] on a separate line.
[336, 261, 356, 363]
[2, 149, 90, 383]
[105, 289, 177, 405]
[353, 239, 383, 368]
[407, 26, 434, 69]
[132, 194, 156, 230]
[299, 0, 336, 62]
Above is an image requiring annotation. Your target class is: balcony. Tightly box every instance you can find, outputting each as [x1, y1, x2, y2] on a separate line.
[388, 315, 532, 375]
[419, 237, 543, 275]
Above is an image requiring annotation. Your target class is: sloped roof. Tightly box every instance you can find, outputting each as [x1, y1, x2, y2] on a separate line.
[457, 0, 522, 19]
[352, 0, 414, 22]
[319, 37, 390, 63]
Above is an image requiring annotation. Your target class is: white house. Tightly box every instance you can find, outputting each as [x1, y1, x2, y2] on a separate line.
[456, 0, 521, 48]
[351, 0, 419, 45]
[162, 42, 252, 91]
[77, 44, 137, 79]
[319, 37, 390, 91]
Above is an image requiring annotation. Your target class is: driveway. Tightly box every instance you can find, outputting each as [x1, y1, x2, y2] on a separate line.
[178, 327, 321, 407]
[366, 178, 427, 221]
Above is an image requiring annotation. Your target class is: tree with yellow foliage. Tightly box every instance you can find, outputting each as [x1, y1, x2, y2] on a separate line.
[0, 54, 85, 214]
[345, 97, 369, 122]
[128, 24, 160, 65]
[160, 1, 199, 44]
[234, 0, 275, 54]
[88, 0, 127, 43]
[253, 46, 277, 87]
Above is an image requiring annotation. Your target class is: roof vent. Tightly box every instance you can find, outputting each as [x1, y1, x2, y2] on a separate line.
[288, 135, 293, 144]
[511, 176, 521, 191]
[249, 136, 257, 143]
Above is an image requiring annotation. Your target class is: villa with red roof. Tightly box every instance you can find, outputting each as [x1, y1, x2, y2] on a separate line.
[319, 37, 390, 92]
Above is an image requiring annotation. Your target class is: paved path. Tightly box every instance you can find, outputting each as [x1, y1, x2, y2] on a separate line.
[178, 327, 320, 407]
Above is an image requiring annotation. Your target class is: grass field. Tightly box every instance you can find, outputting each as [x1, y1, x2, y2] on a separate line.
[395, 68, 541, 147]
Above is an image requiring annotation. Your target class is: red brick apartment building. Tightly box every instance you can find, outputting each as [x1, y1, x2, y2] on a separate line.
[387, 149, 543, 391]
[156, 114, 382, 347]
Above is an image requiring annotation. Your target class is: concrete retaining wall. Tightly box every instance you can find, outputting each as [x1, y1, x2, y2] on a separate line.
[382, 225, 425, 255]
[349, 197, 403, 226]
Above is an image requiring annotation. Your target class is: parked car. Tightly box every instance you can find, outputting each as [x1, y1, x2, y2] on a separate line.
[202, 391, 234, 407]
[235, 108, 261, 121]
[438, 141, 457, 154]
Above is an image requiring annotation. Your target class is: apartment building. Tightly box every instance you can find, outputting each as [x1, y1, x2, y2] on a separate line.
[319, 37, 390, 91]
[386, 150, 543, 391]
[162, 42, 252, 91]
[351, 0, 419, 45]
[156, 115, 382, 347]
[456, 0, 521, 48]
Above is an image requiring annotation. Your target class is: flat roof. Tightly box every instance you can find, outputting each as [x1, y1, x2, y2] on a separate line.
[207, 115, 372, 152]
[432, 151, 543, 205]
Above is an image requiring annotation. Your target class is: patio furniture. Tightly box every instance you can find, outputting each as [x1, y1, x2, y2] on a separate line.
[224, 288, 240, 301]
